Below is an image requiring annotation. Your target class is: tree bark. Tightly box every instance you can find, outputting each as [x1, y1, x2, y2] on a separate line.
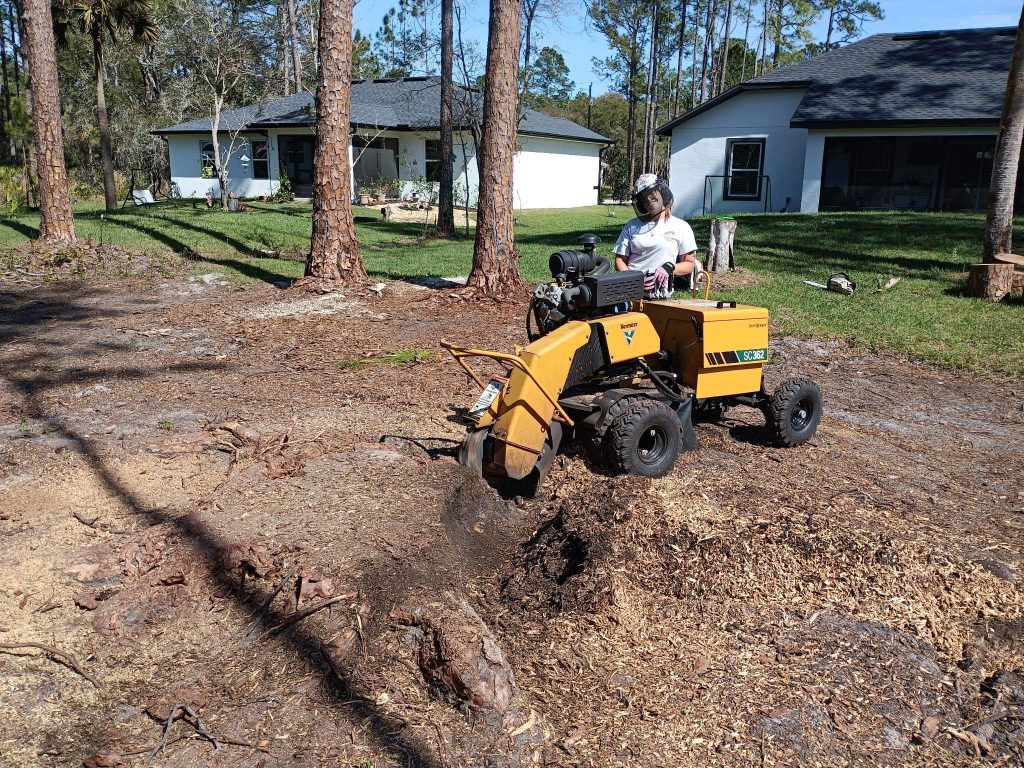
[718, 0, 732, 93]
[968, 263, 1014, 301]
[771, 0, 782, 69]
[707, 217, 736, 272]
[672, 0, 687, 117]
[437, 0, 455, 236]
[305, 0, 364, 283]
[20, 0, 75, 242]
[689, 0, 700, 108]
[92, 24, 118, 211]
[285, 0, 303, 91]
[466, 0, 524, 298]
[0, 3, 12, 160]
[641, 0, 660, 173]
[984, 5, 1024, 263]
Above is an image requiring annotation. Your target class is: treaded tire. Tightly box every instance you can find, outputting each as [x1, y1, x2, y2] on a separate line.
[605, 398, 681, 477]
[766, 376, 822, 447]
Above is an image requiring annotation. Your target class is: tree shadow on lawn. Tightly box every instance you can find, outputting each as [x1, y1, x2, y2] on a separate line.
[0, 289, 442, 767]
[0, 216, 40, 240]
[111, 217, 294, 285]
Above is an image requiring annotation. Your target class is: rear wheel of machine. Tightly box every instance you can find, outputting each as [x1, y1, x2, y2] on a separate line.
[605, 398, 681, 478]
[765, 376, 822, 447]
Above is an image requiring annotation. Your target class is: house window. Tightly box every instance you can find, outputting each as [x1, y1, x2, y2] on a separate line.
[724, 138, 765, 200]
[251, 140, 269, 179]
[200, 141, 215, 173]
[424, 140, 442, 182]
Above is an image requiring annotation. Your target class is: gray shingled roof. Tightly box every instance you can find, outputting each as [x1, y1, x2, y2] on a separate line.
[657, 26, 1017, 134]
[156, 77, 610, 143]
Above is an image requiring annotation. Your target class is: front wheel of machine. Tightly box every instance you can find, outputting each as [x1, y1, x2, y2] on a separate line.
[606, 399, 681, 478]
[766, 376, 822, 447]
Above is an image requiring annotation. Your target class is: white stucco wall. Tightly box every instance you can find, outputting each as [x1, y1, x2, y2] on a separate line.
[513, 136, 601, 209]
[799, 125, 1001, 212]
[667, 88, 808, 217]
[166, 128, 601, 208]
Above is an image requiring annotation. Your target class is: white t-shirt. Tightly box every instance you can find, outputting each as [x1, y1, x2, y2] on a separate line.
[613, 214, 698, 298]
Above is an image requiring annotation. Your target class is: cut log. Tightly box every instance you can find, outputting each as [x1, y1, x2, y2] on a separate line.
[994, 252, 1024, 268]
[968, 263, 1015, 301]
[707, 218, 737, 273]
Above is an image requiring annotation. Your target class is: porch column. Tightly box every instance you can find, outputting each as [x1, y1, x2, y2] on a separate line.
[348, 135, 355, 201]
[801, 132, 825, 213]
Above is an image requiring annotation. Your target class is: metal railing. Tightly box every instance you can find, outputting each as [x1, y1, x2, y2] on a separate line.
[702, 175, 772, 215]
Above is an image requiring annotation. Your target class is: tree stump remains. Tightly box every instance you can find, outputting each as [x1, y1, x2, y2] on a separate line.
[995, 253, 1024, 296]
[968, 263, 1015, 301]
[707, 218, 737, 273]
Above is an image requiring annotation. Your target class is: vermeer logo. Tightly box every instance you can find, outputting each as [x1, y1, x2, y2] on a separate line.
[623, 330, 636, 345]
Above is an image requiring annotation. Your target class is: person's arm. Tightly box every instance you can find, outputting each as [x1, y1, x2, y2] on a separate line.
[615, 255, 629, 272]
[672, 252, 696, 276]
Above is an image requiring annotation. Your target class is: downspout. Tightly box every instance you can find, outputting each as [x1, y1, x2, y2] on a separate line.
[597, 143, 606, 204]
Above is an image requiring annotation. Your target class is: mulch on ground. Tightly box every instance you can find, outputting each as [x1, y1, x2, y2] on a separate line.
[0, 262, 1021, 767]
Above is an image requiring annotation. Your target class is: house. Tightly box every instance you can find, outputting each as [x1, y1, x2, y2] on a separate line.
[153, 77, 611, 208]
[657, 26, 1023, 216]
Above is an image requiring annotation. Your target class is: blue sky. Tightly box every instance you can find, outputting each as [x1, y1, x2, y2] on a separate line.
[352, 0, 1022, 94]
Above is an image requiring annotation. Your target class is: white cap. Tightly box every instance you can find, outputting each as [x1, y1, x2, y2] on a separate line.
[634, 173, 659, 195]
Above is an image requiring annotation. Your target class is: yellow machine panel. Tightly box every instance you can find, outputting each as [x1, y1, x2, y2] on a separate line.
[490, 320, 592, 479]
[592, 312, 662, 363]
[642, 300, 769, 399]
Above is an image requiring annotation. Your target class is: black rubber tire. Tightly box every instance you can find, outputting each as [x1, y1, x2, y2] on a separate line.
[765, 376, 822, 447]
[605, 398, 681, 477]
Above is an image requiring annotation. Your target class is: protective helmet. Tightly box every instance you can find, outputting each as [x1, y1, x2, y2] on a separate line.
[632, 173, 673, 218]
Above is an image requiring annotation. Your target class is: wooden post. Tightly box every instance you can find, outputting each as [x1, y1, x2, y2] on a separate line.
[968, 262, 1015, 301]
[707, 217, 737, 273]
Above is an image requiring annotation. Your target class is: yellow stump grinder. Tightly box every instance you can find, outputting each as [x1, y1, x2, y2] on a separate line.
[442, 234, 822, 489]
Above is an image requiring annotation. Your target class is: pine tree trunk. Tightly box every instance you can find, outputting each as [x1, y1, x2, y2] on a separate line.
[0, 4, 12, 160]
[93, 27, 118, 212]
[824, 5, 834, 50]
[305, 0, 364, 284]
[673, 0, 687, 117]
[286, 0, 303, 90]
[771, 0, 782, 68]
[707, 217, 736, 271]
[983, 5, 1024, 264]
[20, 0, 75, 242]
[466, 0, 524, 298]
[689, 0, 700, 108]
[437, 0, 455, 236]
[641, 0, 659, 173]
[718, 0, 732, 92]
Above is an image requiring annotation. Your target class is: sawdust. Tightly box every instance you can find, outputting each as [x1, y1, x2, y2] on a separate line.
[0, 266, 1022, 766]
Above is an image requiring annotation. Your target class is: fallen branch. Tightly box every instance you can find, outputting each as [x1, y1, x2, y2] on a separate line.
[0, 641, 101, 689]
[258, 595, 345, 640]
[73, 511, 101, 528]
[151, 704, 219, 758]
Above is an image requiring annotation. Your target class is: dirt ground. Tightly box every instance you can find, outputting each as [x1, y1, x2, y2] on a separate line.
[1, 259, 1022, 768]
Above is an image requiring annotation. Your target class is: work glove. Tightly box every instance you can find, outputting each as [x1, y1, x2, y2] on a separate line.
[644, 262, 675, 293]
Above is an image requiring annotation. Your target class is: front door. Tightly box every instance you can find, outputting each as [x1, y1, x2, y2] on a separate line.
[279, 135, 315, 198]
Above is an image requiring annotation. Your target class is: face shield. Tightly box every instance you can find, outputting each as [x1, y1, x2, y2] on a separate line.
[632, 176, 674, 219]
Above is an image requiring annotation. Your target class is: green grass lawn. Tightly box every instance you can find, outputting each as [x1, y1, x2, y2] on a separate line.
[1, 201, 1021, 376]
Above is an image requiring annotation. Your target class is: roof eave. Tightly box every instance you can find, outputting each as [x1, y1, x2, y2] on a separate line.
[656, 81, 810, 135]
[792, 117, 1001, 129]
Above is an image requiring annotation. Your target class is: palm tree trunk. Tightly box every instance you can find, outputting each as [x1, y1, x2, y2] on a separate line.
[305, 0, 364, 283]
[93, 24, 118, 211]
[437, 0, 455, 236]
[466, 0, 524, 297]
[984, 6, 1024, 263]
[20, 0, 74, 242]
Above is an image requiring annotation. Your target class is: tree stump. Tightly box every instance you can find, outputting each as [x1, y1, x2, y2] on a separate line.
[707, 218, 737, 273]
[993, 253, 1024, 296]
[968, 263, 1015, 301]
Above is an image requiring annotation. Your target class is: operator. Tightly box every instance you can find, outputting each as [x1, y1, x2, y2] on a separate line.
[613, 173, 700, 300]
